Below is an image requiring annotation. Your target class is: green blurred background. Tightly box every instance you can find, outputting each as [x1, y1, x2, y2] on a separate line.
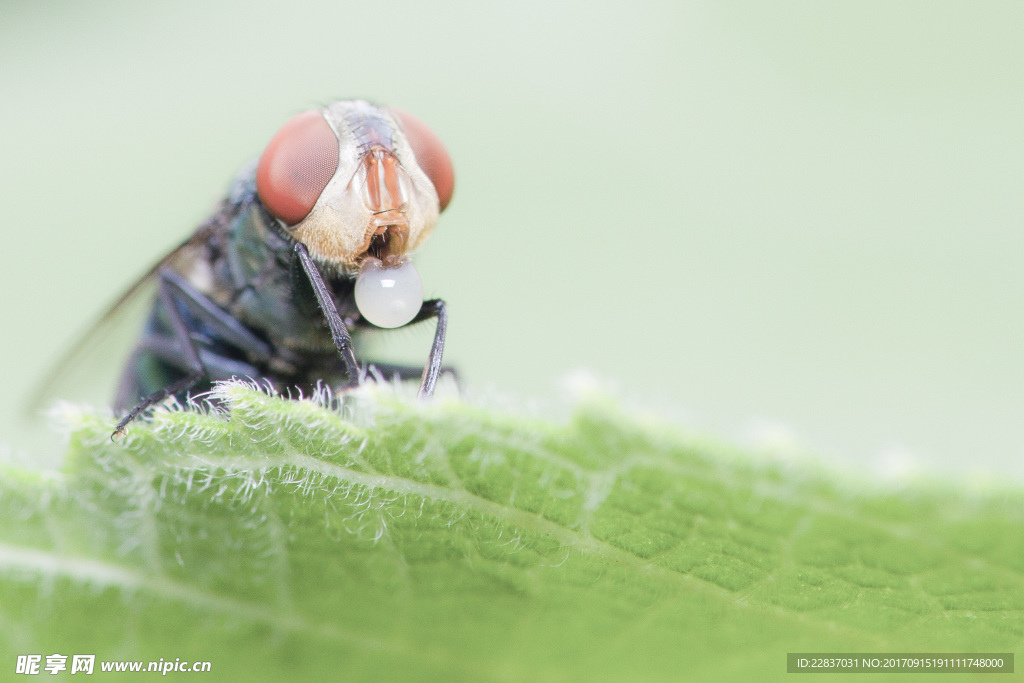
[2, 1, 1022, 479]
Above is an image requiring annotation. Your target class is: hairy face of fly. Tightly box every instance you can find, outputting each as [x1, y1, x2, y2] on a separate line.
[256, 100, 454, 272]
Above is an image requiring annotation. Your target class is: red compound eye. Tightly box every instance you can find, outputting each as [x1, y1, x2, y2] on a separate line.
[256, 110, 340, 224]
[390, 108, 455, 212]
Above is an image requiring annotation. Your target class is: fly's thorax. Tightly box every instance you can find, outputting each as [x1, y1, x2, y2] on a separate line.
[183, 194, 343, 354]
[165, 167, 376, 355]
[255, 100, 453, 272]
[228, 203, 293, 285]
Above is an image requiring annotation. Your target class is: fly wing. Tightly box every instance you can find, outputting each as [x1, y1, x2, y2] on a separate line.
[25, 205, 234, 417]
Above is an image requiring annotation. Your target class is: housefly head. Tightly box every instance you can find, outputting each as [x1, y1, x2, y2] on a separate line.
[255, 100, 454, 273]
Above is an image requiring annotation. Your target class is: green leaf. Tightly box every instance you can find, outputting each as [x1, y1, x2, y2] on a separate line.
[2, 382, 1022, 681]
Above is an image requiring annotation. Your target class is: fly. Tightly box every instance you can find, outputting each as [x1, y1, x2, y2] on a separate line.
[99, 100, 455, 436]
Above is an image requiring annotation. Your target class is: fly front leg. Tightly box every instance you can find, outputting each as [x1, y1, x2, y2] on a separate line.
[408, 299, 448, 399]
[294, 243, 361, 387]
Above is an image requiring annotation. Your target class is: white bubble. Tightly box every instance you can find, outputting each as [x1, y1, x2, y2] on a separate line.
[354, 258, 423, 328]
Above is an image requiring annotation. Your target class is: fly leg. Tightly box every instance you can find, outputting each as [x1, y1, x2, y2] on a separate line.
[406, 299, 448, 399]
[117, 335, 267, 409]
[159, 270, 273, 362]
[294, 243, 361, 387]
[114, 273, 206, 436]
[295, 242, 446, 398]
[114, 268, 273, 436]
